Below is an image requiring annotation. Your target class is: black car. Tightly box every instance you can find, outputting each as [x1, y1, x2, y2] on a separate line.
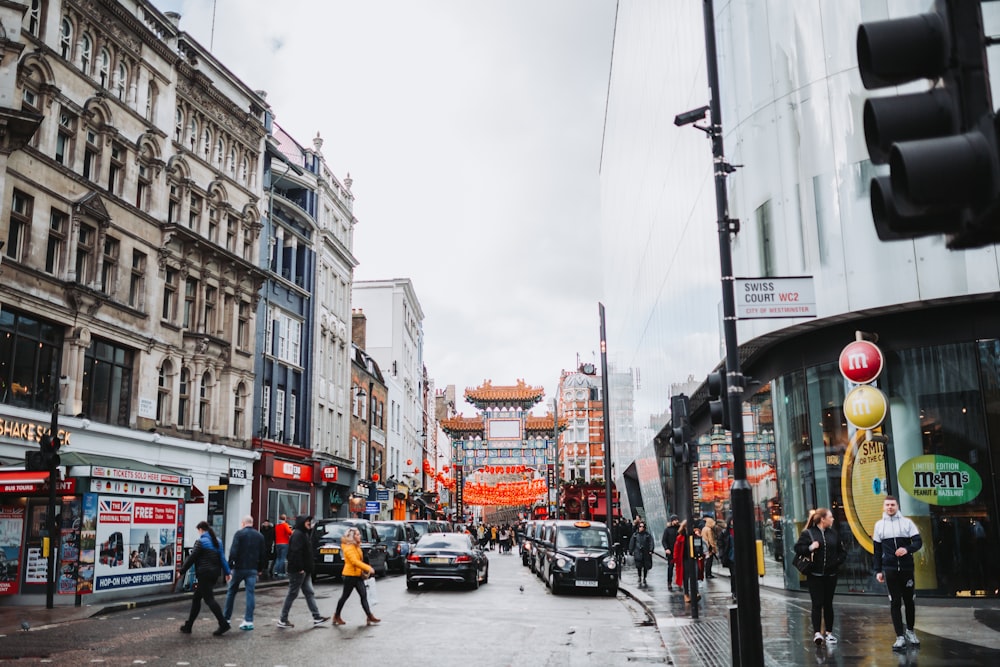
[405, 519, 452, 541]
[312, 518, 388, 579]
[373, 520, 417, 573]
[405, 532, 489, 591]
[541, 520, 618, 596]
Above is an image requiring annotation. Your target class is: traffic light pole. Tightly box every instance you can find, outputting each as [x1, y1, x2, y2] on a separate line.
[598, 303, 614, 526]
[701, 0, 763, 664]
[45, 403, 60, 610]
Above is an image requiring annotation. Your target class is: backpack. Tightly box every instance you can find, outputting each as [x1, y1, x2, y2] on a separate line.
[717, 527, 733, 567]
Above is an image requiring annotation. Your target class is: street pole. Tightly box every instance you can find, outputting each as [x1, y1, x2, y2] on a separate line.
[552, 398, 560, 519]
[45, 403, 60, 610]
[598, 304, 614, 525]
[701, 0, 763, 664]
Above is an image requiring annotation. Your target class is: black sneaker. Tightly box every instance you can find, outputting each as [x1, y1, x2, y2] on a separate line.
[312, 616, 330, 627]
[179, 624, 192, 634]
[212, 623, 231, 636]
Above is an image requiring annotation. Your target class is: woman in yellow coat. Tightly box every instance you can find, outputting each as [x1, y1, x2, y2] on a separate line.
[333, 527, 379, 625]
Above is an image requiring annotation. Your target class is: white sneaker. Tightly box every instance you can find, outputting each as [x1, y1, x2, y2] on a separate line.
[239, 621, 253, 631]
[825, 633, 837, 644]
[892, 636, 906, 651]
[904, 629, 919, 645]
[276, 619, 294, 629]
[814, 632, 824, 646]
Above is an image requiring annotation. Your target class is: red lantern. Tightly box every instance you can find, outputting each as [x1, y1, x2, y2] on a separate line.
[372, 473, 380, 482]
[406, 458, 413, 466]
[442, 465, 450, 473]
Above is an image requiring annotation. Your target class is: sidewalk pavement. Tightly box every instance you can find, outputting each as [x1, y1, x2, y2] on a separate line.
[0, 577, 289, 637]
[618, 553, 1000, 666]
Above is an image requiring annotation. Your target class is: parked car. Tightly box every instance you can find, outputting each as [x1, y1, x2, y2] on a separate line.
[520, 520, 540, 570]
[312, 518, 388, 579]
[405, 532, 489, 591]
[541, 520, 618, 596]
[406, 519, 452, 541]
[373, 520, 417, 573]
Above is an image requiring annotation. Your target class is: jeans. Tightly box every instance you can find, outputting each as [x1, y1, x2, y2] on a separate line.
[223, 569, 257, 623]
[279, 571, 322, 622]
[807, 573, 838, 634]
[274, 544, 288, 576]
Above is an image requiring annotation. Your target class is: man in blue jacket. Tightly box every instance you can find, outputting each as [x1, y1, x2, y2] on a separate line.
[873, 496, 923, 651]
[223, 515, 266, 630]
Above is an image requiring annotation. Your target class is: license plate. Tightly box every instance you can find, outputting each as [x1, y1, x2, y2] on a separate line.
[576, 580, 599, 587]
[324, 555, 334, 562]
[427, 557, 449, 564]
[320, 548, 339, 555]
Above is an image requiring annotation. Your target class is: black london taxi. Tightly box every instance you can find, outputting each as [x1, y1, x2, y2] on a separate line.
[541, 520, 618, 596]
[312, 518, 388, 579]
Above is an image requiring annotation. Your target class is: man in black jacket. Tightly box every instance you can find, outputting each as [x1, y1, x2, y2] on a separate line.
[222, 515, 266, 630]
[277, 516, 329, 628]
[662, 515, 680, 591]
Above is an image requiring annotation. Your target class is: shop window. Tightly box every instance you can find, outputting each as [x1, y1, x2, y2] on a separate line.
[80, 338, 133, 427]
[0, 308, 62, 410]
[267, 489, 309, 524]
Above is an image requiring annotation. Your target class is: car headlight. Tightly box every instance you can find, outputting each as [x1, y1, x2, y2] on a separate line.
[604, 557, 617, 570]
[555, 557, 568, 569]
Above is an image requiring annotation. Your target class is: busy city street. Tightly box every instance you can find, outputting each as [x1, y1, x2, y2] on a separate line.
[0, 549, 665, 666]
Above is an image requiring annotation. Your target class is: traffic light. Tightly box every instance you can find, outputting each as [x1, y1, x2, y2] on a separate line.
[670, 394, 693, 465]
[858, 0, 1000, 248]
[707, 371, 729, 430]
[39, 433, 61, 468]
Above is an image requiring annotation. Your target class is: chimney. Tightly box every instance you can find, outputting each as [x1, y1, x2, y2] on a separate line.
[164, 11, 181, 27]
[352, 309, 367, 350]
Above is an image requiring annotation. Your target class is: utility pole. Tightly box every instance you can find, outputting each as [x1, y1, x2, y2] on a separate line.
[700, 0, 763, 663]
[598, 303, 614, 526]
[44, 403, 61, 609]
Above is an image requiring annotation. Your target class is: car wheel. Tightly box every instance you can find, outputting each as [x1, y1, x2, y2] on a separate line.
[549, 571, 561, 595]
[481, 565, 489, 585]
[406, 579, 419, 591]
[468, 573, 480, 590]
[604, 585, 618, 597]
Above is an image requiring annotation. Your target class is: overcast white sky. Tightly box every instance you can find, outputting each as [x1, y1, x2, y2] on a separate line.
[152, 0, 618, 413]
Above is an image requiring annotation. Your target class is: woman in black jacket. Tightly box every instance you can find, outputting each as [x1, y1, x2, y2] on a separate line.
[177, 521, 232, 635]
[794, 508, 846, 646]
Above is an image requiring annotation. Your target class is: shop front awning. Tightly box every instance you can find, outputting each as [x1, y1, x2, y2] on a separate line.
[592, 497, 621, 521]
[0, 470, 51, 493]
[59, 451, 193, 500]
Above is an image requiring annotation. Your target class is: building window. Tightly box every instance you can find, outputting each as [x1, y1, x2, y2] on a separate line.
[241, 157, 249, 184]
[115, 62, 127, 101]
[100, 236, 119, 295]
[146, 81, 158, 122]
[80, 338, 133, 427]
[0, 308, 62, 411]
[45, 209, 68, 274]
[203, 285, 217, 334]
[243, 230, 253, 262]
[178, 368, 190, 428]
[199, 372, 211, 432]
[228, 148, 237, 175]
[183, 277, 197, 329]
[55, 111, 75, 165]
[233, 383, 246, 438]
[168, 184, 179, 223]
[129, 250, 146, 309]
[80, 33, 92, 74]
[189, 194, 202, 230]
[136, 164, 150, 211]
[275, 388, 286, 441]
[261, 385, 271, 437]
[289, 392, 297, 444]
[7, 190, 32, 263]
[237, 301, 250, 350]
[162, 268, 177, 321]
[201, 128, 211, 159]
[156, 361, 172, 423]
[208, 206, 219, 244]
[75, 223, 95, 285]
[27, 0, 41, 37]
[174, 108, 183, 143]
[226, 216, 237, 252]
[98, 48, 110, 88]
[108, 143, 124, 195]
[83, 130, 99, 181]
[188, 118, 198, 150]
[59, 18, 72, 59]
[215, 138, 224, 168]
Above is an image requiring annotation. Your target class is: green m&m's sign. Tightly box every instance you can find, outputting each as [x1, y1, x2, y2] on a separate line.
[898, 455, 982, 506]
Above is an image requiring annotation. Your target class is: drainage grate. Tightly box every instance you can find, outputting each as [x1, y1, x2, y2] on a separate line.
[678, 620, 732, 667]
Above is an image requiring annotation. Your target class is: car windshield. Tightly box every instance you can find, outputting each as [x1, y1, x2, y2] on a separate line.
[556, 528, 609, 550]
[410, 523, 430, 537]
[315, 523, 349, 542]
[416, 534, 469, 551]
[375, 525, 398, 540]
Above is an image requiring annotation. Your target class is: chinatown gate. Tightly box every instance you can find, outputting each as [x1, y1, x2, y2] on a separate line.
[440, 380, 562, 522]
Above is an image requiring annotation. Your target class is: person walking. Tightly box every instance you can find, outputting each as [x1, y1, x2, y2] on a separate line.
[176, 521, 232, 636]
[276, 515, 329, 628]
[259, 519, 275, 579]
[661, 515, 680, 590]
[223, 515, 267, 631]
[794, 507, 846, 646]
[332, 526, 379, 626]
[273, 514, 292, 578]
[873, 495, 923, 651]
[628, 522, 654, 584]
[702, 516, 718, 579]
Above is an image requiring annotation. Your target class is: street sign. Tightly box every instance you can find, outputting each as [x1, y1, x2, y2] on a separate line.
[839, 340, 884, 384]
[734, 277, 817, 319]
[844, 385, 888, 429]
[365, 501, 380, 514]
[376, 490, 390, 502]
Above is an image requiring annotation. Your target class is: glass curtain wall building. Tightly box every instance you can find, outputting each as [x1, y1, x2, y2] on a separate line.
[602, 1, 1000, 598]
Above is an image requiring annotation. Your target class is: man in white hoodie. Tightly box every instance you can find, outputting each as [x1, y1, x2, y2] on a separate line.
[873, 495, 923, 651]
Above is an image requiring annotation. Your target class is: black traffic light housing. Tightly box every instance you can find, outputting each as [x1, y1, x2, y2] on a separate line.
[707, 370, 729, 430]
[40, 433, 61, 468]
[670, 394, 694, 465]
[858, 0, 1000, 248]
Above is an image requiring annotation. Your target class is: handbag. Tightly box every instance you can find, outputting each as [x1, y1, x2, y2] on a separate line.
[793, 528, 815, 575]
[364, 576, 378, 605]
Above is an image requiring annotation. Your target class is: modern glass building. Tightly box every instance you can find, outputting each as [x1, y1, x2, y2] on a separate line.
[602, 0, 1000, 597]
